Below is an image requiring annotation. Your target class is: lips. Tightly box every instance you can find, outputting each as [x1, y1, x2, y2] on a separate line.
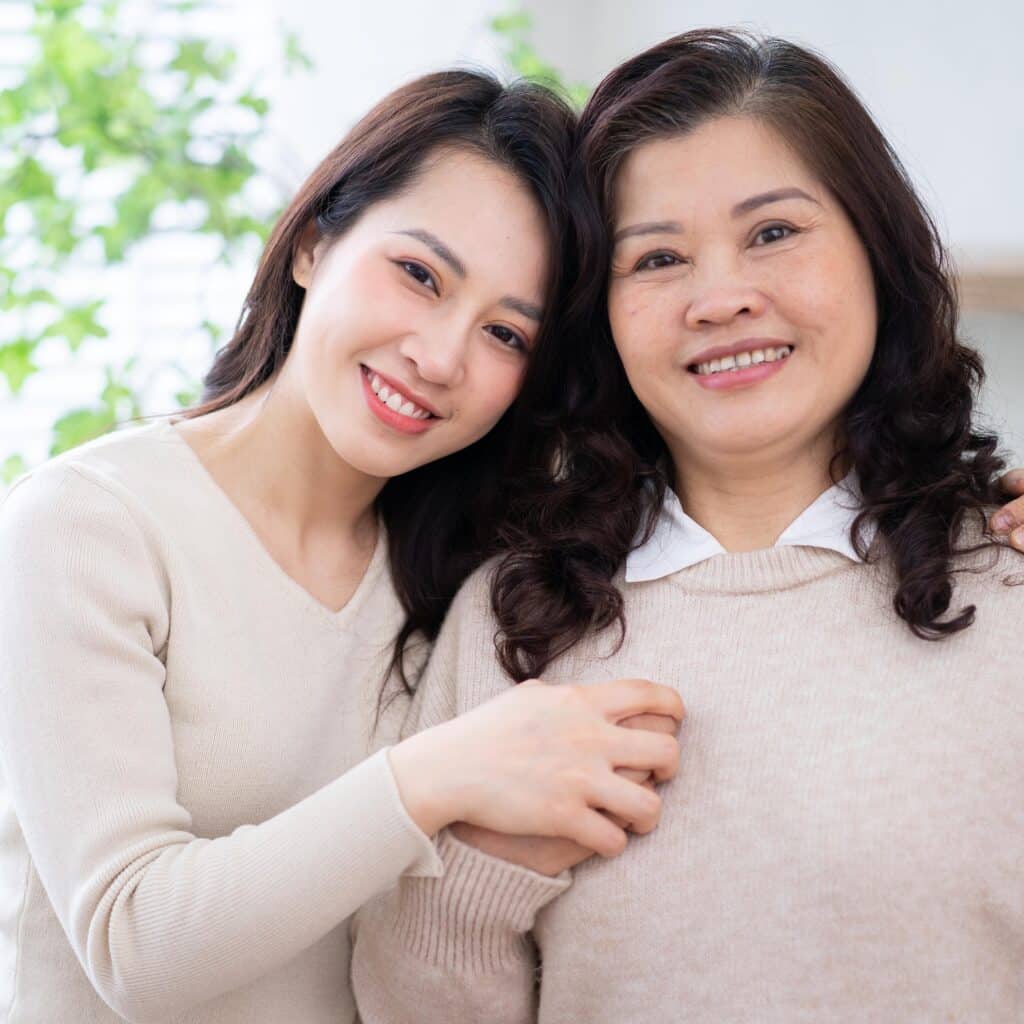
[686, 338, 796, 371]
[360, 365, 442, 419]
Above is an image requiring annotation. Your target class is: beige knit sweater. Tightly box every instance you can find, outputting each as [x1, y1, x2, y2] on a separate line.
[352, 538, 1024, 1023]
[0, 422, 441, 1024]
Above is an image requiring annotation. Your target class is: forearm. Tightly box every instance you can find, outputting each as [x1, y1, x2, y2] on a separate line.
[52, 750, 440, 1020]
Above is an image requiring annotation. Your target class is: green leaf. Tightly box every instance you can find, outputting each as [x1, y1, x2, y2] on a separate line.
[490, 12, 532, 34]
[174, 384, 200, 408]
[1, 454, 28, 486]
[50, 406, 116, 455]
[170, 40, 236, 86]
[0, 340, 40, 394]
[237, 92, 270, 116]
[1, 287, 58, 311]
[284, 31, 314, 73]
[41, 300, 108, 351]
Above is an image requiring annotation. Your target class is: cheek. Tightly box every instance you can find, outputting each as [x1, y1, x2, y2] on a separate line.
[776, 245, 877, 366]
[608, 285, 675, 377]
[462, 352, 527, 430]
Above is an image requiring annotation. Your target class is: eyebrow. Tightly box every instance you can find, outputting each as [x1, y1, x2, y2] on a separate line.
[499, 296, 542, 322]
[613, 220, 684, 244]
[613, 189, 821, 244]
[394, 228, 542, 322]
[393, 228, 466, 277]
[731, 187, 820, 217]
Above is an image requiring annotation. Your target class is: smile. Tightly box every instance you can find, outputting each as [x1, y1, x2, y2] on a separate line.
[359, 365, 439, 435]
[690, 345, 793, 376]
[364, 369, 434, 419]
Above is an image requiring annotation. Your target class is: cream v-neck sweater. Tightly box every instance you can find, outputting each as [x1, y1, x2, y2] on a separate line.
[0, 421, 441, 1023]
[352, 539, 1024, 1023]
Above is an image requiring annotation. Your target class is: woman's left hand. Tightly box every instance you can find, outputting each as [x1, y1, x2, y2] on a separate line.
[990, 469, 1024, 550]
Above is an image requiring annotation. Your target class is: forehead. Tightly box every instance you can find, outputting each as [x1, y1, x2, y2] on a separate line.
[613, 116, 821, 221]
[367, 147, 550, 295]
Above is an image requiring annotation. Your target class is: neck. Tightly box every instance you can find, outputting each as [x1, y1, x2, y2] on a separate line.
[670, 436, 842, 553]
[179, 373, 384, 548]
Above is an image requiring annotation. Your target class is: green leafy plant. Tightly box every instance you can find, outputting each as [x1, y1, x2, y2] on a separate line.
[1, 0, 308, 469]
[490, 9, 591, 108]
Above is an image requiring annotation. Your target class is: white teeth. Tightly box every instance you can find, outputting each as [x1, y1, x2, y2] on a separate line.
[367, 372, 431, 419]
[693, 345, 793, 376]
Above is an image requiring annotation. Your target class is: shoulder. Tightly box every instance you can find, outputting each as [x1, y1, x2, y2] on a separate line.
[2, 419, 201, 541]
[0, 424, 182, 579]
[445, 555, 503, 628]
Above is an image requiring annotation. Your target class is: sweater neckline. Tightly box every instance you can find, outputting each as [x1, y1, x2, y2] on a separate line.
[659, 542, 868, 596]
[155, 418, 389, 626]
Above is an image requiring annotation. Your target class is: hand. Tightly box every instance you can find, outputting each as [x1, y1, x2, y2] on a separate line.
[448, 711, 682, 877]
[390, 678, 684, 858]
[990, 469, 1024, 551]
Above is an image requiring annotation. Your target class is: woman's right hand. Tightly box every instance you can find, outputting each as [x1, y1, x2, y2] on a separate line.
[388, 677, 684, 858]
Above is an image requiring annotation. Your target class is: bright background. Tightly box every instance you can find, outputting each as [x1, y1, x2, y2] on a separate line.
[2, 0, 1022, 475]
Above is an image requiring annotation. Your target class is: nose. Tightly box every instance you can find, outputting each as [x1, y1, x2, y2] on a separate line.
[398, 321, 469, 389]
[683, 264, 768, 330]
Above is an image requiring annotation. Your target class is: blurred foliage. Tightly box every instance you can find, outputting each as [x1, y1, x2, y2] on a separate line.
[1, 0, 308, 470]
[490, 9, 591, 108]
[1, 3, 571, 482]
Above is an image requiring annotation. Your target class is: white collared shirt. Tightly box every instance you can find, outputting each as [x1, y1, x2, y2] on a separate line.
[625, 473, 876, 583]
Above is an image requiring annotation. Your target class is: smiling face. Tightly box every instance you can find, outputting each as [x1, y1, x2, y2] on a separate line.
[284, 146, 549, 480]
[607, 115, 877, 481]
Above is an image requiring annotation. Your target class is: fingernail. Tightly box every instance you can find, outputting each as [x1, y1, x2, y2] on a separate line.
[993, 512, 1015, 533]
[1012, 527, 1024, 550]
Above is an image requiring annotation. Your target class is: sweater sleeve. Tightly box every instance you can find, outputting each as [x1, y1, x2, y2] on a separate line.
[350, 572, 569, 1024]
[0, 464, 442, 1023]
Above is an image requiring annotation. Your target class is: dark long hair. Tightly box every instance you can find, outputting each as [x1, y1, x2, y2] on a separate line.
[491, 29, 1013, 681]
[185, 70, 575, 690]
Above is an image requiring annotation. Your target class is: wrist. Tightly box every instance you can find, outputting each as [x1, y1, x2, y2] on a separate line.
[388, 723, 468, 836]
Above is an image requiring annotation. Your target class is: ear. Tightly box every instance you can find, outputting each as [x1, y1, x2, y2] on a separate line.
[292, 221, 321, 288]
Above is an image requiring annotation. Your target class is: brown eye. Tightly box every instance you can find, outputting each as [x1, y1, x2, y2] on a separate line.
[397, 260, 439, 294]
[635, 252, 682, 272]
[753, 224, 794, 246]
[485, 324, 527, 353]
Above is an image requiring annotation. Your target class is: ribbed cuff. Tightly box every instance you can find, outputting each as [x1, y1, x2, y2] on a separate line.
[392, 829, 571, 974]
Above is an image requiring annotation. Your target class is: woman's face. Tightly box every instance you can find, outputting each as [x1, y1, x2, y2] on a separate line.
[288, 147, 549, 479]
[607, 116, 877, 476]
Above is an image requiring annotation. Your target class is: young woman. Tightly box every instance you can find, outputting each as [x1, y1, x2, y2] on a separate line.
[0, 71, 686, 1023]
[350, 32, 1024, 1022]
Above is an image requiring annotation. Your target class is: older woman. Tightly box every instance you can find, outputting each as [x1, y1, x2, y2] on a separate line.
[351, 30, 1024, 1023]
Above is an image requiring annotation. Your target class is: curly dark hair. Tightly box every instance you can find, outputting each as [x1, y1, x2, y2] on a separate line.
[490, 28, 1013, 682]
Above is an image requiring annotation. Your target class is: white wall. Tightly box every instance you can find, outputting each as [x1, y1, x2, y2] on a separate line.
[524, 0, 1024, 270]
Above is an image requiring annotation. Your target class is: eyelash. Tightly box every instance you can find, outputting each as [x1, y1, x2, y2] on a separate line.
[752, 223, 797, 246]
[397, 259, 439, 294]
[634, 251, 685, 273]
[485, 324, 528, 353]
[633, 223, 799, 272]
[395, 259, 528, 354]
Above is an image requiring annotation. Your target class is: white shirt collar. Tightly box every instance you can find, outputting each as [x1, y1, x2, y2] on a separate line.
[625, 472, 875, 583]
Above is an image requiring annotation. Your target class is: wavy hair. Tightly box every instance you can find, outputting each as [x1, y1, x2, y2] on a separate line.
[491, 29, 1012, 681]
[183, 70, 576, 693]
